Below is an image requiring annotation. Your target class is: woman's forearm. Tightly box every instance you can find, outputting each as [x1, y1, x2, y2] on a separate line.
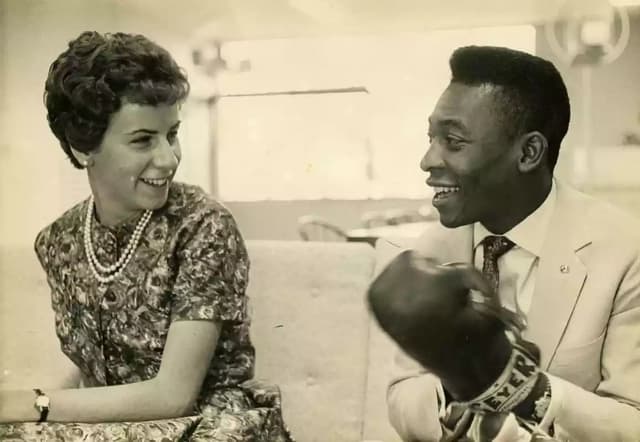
[0, 377, 196, 423]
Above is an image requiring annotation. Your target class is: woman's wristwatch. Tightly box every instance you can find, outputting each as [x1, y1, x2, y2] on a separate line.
[33, 389, 50, 423]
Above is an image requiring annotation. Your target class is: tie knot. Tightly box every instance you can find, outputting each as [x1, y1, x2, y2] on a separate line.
[482, 235, 515, 260]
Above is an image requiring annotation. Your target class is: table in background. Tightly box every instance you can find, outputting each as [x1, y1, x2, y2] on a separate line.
[347, 222, 432, 246]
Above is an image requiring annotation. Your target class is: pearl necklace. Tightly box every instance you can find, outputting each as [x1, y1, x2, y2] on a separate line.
[83, 196, 153, 283]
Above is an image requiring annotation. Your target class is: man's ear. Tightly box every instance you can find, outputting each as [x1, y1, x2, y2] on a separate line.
[517, 131, 547, 173]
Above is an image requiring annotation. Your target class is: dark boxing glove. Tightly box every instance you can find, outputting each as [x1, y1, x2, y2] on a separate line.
[368, 250, 541, 413]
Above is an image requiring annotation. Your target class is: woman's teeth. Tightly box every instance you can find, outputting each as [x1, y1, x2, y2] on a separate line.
[434, 186, 460, 198]
[141, 177, 168, 187]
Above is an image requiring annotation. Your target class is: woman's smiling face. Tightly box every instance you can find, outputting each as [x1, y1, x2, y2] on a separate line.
[81, 101, 182, 225]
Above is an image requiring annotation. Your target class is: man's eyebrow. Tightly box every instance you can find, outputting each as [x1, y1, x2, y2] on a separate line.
[428, 117, 468, 131]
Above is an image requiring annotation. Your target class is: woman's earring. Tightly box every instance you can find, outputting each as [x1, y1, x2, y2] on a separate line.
[82, 158, 94, 168]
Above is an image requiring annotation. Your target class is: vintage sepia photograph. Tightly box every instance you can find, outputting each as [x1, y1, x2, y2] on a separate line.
[1, 0, 639, 440]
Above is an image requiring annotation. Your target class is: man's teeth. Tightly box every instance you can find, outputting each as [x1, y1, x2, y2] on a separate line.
[141, 177, 168, 187]
[434, 186, 460, 195]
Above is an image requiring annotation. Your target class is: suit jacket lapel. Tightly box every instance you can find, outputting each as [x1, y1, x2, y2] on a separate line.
[523, 182, 590, 369]
[412, 185, 591, 369]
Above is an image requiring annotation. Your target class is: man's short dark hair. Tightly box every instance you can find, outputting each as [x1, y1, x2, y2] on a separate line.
[449, 46, 570, 170]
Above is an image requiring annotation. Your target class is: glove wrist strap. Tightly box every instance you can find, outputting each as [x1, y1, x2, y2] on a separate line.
[455, 342, 540, 413]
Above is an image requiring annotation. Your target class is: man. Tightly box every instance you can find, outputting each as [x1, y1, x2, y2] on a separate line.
[381, 46, 640, 441]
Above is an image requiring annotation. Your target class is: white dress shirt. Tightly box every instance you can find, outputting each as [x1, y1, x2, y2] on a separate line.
[473, 179, 557, 317]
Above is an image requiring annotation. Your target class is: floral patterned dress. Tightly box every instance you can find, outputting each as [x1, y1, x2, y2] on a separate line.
[0, 182, 292, 442]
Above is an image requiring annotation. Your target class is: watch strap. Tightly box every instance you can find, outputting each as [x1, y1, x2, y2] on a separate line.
[33, 388, 50, 423]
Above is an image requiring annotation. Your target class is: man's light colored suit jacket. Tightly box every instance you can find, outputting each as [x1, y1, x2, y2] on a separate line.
[383, 181, 640, 441]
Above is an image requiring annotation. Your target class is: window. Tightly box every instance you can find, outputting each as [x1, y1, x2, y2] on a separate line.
[217, 91, 371, 200]
[196, 25, 536, 201]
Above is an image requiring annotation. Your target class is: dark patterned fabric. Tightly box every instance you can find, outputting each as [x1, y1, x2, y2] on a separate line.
[0, 416, 202, 441]
[0, 380, 292, 441]
[2, 182, 293, 440]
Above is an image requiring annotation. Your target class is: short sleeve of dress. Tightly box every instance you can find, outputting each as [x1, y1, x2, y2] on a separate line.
[34, 228, 51, 270]
[34, 227, 67, 319]
[171, 208, 250, 323]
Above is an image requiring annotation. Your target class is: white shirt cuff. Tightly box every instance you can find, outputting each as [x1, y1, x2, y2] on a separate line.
[435, 380, 449, 420]
[538, 372, 564, 436]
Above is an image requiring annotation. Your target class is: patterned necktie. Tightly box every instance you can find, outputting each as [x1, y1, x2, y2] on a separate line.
[481, 235, 515, 293]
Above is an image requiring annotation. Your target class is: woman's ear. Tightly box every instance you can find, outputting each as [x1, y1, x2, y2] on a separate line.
[71, 147, 94, 168]
[517, 132, 547, 173]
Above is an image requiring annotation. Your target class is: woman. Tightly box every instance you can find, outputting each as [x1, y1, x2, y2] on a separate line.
[0, 31, 292, 441]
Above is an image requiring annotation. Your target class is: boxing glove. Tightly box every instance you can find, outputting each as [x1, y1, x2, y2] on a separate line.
[368, 250, 538, 405]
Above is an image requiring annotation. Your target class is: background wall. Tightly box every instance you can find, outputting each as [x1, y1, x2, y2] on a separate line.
[537, 12, 640, 148]
[536, 10, 640, 214]
[228, 11, 640, 240]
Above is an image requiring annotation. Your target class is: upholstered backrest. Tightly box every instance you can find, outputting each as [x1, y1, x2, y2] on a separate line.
[1, 240, 381, 441]
[362, 236, 418, 442]
[246, 240, 376, 442]
[0, 246, 81, 390]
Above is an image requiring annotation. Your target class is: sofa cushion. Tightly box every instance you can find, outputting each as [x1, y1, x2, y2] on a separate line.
[362, 237, 418, 442]
[246, 240, 376, 442]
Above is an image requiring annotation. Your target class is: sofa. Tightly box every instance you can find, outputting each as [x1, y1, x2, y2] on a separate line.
[0, 240, 407, 442]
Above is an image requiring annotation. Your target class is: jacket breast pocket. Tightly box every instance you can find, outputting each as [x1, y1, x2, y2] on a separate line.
[550, 331, 606, 391]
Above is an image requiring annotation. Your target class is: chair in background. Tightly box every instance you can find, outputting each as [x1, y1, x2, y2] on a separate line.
[384, 208, 422, 226]
[360, 211, 388, 229]
[297, 215, 348, 242]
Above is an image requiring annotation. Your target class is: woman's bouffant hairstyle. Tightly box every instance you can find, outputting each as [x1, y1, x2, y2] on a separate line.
[44, 31, 190, 169]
